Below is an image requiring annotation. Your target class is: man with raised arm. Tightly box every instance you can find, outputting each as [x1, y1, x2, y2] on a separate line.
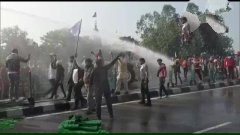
[6, 48, 30, 102]
[90, 53, 122, 120]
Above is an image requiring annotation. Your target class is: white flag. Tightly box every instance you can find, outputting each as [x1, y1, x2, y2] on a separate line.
[70, 20, 82, 36]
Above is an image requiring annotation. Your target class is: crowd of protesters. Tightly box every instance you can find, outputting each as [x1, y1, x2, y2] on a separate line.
[0, 48, 240, 120]
[167, 54, 240, 88]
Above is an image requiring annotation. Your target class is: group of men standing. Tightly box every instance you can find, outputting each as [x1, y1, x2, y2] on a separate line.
[2, 48, 171, 120]
[6, 47, 239, 121]
[43, 49, 172, 119]
[167, 54, 240, 88]
[44, 50, 125, 120]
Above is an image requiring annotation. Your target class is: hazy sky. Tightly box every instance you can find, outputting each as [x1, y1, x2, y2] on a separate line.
[1, 1, 239, 51]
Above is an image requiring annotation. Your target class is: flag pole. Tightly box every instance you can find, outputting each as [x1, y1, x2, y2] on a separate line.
[75, 19, 82, 58]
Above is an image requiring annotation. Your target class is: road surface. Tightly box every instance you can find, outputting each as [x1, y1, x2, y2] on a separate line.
[1, 85, 240, 133]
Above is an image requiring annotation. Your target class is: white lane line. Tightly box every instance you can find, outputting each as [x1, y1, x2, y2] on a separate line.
[194, 122, 232, 133]
[25, 85, 240, 119]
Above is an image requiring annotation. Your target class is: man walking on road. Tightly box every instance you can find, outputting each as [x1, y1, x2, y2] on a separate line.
[66, 56, 75, 101]
[6, 48, 30, 102]
[138, 58, 151, 106]
[174, 59, 182, 86]
[72, 61, 87, 110]
[193, 56, 203, 83]
[46, 53, 57, 98]
[182, 58, 188, 81]
[208, 57, 215, 84]
[49, 60, 66, 99]
[157, 59, 168, 98]
[90, 54, 121, 120]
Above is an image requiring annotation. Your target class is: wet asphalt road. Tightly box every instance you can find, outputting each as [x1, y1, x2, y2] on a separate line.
[1, 85, 240, 133]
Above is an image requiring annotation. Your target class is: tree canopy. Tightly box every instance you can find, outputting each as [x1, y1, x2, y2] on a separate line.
[136, 2, 233, 58]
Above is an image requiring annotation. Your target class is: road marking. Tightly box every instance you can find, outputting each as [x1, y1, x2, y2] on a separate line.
[25, 85, 239, 119]
[194, 122, 232, 133]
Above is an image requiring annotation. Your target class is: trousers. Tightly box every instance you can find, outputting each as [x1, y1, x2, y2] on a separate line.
[140, 80, 151, 103]
[8, 73, 20, 100]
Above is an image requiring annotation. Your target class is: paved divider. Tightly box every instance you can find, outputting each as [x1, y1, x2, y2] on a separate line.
[0, 79, 240, 118]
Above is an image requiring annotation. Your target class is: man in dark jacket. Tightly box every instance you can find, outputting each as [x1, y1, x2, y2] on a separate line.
[5, 49, 30, 101]
[174, 59, 182, 85]
[90, 53, 121, 120]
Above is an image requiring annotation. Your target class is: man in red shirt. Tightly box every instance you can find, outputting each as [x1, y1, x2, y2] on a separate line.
[228, 56, 235, 79]
[193, 56, 202, 83]
[224, 56, 229, 79]
[157, 59, 168, 98]
[224, 56, 234, 80]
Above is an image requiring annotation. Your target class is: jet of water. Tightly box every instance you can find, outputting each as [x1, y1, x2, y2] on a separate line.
[88, 30, 174, 67]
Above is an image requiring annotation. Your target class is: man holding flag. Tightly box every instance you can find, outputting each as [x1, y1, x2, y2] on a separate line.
[69, 19, 88, 109]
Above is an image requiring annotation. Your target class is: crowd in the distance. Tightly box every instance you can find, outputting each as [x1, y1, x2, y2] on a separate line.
[167, 54, 240, 87]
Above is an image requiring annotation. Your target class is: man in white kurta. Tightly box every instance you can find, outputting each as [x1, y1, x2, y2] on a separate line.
[114, 54, 129, 95]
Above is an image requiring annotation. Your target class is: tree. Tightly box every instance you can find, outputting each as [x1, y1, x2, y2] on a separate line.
[161, 4, 176, 19]
[136, 3, 233, 58]
[40, 28, 76, 67]
[40, 28, 75, 50]
[186, 2, 200, 15]
[39, 28, 107, 67]
[0, 26, 37, 63]
[211, 34, 233, 56]
[136, 4, 183, 57]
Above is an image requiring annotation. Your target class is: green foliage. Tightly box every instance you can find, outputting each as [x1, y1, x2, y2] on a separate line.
[136, 2, 233, 58]
[0, 26, 35, 63]
[210, 34, 233, 56]
[0, 118, 21, 130]
[186, 2, 200, 15]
